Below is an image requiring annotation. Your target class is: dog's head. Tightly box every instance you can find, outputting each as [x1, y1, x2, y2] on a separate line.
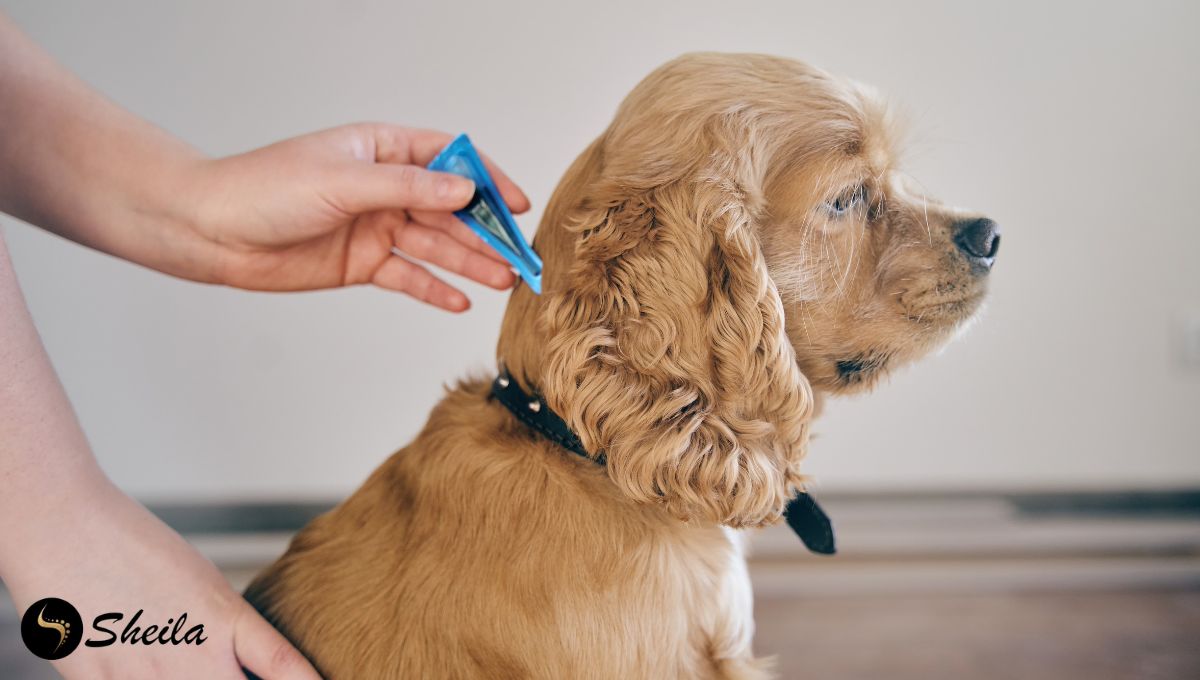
[498, 53, 997, 527]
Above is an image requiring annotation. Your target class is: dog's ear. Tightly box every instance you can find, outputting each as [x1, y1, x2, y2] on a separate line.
[541, 140, 815, 528]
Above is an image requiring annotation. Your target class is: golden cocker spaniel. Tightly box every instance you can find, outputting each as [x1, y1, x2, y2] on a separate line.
[245, 52, 998, 679]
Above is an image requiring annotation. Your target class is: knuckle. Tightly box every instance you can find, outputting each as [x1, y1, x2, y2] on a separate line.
[345, 121, 376, 137]
[269, 641, 303, 671]
[392, 164, 423, 189]
[407, 229, 439, 255]
[386, 263, 412, 289]
[414, 275, 436, 302]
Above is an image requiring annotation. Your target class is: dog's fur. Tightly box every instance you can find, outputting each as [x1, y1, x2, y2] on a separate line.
[245, 53, 995, 679]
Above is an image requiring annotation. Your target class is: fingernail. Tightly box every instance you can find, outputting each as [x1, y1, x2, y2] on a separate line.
[438, 176, 474, 202]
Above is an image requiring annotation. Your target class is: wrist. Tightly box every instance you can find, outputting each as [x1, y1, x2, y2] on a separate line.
[116, 153, 231, 286]
[0, 454, 117, 585]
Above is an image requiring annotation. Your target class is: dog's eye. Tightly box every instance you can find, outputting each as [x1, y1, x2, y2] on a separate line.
[824, 186, 866, 217]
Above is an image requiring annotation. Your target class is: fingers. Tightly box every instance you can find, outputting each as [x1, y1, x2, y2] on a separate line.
[407, 209, 511, 265]
[233, 604, 322, 680]
[394, 224, 516, 290]
[371, 125, 531, 214]
[336, 164, 476, 214]
[372, 253, 472, 312]
[474, 154, 531, 215]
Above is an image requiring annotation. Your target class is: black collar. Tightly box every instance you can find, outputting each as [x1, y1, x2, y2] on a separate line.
[491, 372, 836, 555]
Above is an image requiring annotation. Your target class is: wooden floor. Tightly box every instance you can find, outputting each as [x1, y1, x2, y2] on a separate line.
[5, 588, 1199, 679]
[3, 492, 1198, 678]
[754, 590, 1200, 680]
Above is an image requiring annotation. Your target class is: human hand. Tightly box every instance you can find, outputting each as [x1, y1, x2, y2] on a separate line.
[175, 124, 530, 311]
[4, 20, 528, 310]
[1, 480, 320, 680]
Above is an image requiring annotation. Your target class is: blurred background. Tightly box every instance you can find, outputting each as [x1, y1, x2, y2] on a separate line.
[1, 1, 1197, 678]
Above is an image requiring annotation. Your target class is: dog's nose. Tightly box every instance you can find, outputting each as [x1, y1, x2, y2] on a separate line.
[954, 217, 1000, 270]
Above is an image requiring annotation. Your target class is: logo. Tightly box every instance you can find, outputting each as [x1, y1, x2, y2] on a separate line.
[21, 597, 209, 659]
[21, 597, 83, 660]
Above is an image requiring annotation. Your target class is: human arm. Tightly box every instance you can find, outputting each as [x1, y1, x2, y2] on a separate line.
[0, 234, 320, 679]
[0, 12, 528, 312]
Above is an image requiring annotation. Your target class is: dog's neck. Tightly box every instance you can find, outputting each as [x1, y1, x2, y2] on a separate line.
[495, 281, 548, 400]
[495, 138, 605, 401]
[490, 368, 603, 464]
[488, 362, 837, 555]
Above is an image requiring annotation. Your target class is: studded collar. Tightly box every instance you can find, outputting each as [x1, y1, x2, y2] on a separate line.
[489, 370, 836, 555]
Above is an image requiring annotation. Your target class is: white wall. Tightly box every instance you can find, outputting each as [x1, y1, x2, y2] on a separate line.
[2, 0, 1197, 501]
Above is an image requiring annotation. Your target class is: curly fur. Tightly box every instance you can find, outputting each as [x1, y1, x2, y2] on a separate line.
[542, 160, 813, 528]
[245, 52, 993, 679]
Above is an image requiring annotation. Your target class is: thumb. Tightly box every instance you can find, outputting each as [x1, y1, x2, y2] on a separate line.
[233, 602, 322, 680]
[335, 163, 475, 214]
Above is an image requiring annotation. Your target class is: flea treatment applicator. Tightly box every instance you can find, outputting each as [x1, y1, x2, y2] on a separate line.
[427, 134, 543, 294]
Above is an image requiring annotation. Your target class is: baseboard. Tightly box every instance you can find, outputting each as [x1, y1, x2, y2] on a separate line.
[4, 490, 1196, 623]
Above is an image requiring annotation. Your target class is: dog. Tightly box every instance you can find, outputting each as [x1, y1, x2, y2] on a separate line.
[244, 52, 999, 679]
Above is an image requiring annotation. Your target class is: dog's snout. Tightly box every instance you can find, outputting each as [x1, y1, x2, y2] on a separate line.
[954, 217, 1000, 270]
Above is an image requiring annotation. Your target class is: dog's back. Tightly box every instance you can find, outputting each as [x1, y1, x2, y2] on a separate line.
[245, 380, 764, 679]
